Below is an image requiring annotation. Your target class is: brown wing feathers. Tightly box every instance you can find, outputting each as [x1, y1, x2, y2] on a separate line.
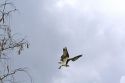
[66, 55, 82, 65]
[70, 55, 82, 61]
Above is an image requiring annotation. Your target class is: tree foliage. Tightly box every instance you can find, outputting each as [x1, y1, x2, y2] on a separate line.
[0, 1, 30, 83]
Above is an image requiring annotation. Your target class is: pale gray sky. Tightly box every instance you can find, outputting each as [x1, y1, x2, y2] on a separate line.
[8, 0, 125, 83]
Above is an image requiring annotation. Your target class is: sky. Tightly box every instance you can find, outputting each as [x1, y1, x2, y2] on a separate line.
[6, 0, 125, 83]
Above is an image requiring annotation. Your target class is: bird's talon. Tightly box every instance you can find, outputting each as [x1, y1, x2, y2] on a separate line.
[66, 65, 69, 67]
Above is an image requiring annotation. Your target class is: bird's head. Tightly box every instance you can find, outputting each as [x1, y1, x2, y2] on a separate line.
[63, 47, 67, 51]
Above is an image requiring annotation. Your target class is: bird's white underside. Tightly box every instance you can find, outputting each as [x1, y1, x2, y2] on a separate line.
[60, 57, 68, 65]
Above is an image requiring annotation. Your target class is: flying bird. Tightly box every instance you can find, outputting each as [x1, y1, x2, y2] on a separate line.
[58, 47, 82, 69]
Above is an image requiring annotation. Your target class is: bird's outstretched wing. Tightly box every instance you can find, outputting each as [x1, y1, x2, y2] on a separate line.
[60, 47, 69, 61]
[70, 55, 82, 61]
[66, 55, 82, 65]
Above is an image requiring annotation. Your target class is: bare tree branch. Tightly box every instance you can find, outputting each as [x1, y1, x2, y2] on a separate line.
[0, 1, 31, 83]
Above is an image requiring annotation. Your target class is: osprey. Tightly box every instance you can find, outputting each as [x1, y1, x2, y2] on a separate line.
[58, 47, 82, 69]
